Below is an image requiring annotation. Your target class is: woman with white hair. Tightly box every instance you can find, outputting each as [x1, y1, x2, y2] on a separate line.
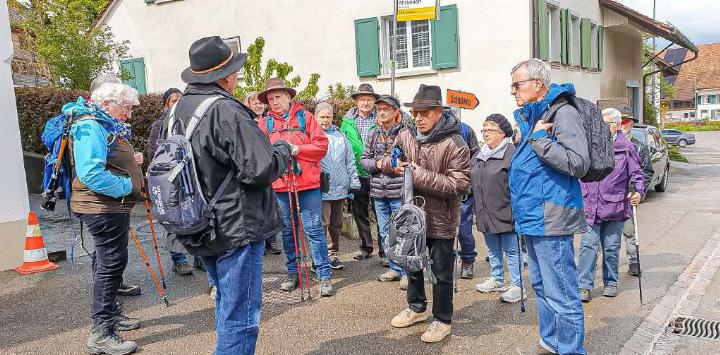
[68, 82, 142, 354]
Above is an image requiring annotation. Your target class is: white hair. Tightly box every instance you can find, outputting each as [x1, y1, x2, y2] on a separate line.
[511, 58, 551, 88]
[602, 108, 622, 123]
[91, 83, 140, 106]
[90, 74, 122, 93]
[315, 102, 334, 117]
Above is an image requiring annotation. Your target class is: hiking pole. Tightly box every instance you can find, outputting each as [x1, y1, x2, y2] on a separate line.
[630, 185, 643, 305]
[129, 228, 171, 307]
[140, 182, 167, 289]
[453, 234, 459, 293]
[288, 162, 313, 301]
[41, 112, 73, 211]
[516, 233, 526, 313]
[284, 176, 307, 302]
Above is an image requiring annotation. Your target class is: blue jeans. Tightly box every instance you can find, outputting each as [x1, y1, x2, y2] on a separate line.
[458, 198, 477, 264]
[578, 221, 624, 290]
[374, 198, 405, 276]
[484, 232, 522, 286]
[201, 241, 264, 355]
[276, 188, 331, 280]
[170, 251, 187, 264]
[525, 235, 586, 355]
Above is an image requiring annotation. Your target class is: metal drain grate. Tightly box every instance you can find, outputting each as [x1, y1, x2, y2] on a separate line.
[670, 317, 720, 340]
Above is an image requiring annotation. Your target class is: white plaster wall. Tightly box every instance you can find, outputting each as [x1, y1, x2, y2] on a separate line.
[697, 89, 720, 120]
[0, 0, 30, 270]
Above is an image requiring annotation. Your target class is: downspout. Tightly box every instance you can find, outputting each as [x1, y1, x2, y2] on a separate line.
[642, 47, 698, 127]
[532, 0, 538, 58]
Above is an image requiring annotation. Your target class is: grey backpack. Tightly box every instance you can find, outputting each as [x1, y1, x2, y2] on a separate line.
[387, 167, 434, 281]
[146, 96, 232, 236]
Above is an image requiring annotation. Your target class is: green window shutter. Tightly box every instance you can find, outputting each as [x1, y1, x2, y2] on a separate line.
[431, 4, 459, 69]
[120, 58, 147, 94]
[536, 0, 549, 60]
[120, 59, 136, 89]
[598, 26, 604, 70]
[144, 0, 154, 3]
[697, 95, 702, 105]
[581, 18, 591, 69]
[560, 8, 569, 65]
[354, 17, 380, 77]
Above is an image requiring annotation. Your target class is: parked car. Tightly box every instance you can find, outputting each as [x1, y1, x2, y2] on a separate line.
[629, 125, 670, 193]
[661, 129, 696, 147]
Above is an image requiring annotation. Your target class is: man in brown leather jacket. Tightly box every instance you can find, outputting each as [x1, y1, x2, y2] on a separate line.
[382, 85, 470, 343]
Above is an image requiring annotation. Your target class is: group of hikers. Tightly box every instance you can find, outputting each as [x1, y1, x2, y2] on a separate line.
[48, 36, 654, 355]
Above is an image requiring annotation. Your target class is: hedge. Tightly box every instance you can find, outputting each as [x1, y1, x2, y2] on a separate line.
[15, 87, 356, 157]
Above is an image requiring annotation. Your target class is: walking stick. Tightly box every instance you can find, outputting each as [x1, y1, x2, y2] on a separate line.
[453, 235, 459, 293]
[630, 185, 643, 305]
[284, 177, 308, 302]
[129, 228, 170, 307]
[288, 164, 313, 301]
[141, 182, 167, 289]
[516, 233, 526, 313]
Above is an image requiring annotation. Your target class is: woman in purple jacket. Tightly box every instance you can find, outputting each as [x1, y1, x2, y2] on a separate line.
[578, 108, 644, 302]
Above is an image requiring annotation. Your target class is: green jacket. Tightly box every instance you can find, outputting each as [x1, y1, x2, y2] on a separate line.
[340, 115, 369, 177]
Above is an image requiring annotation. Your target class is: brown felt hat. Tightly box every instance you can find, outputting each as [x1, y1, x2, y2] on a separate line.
[258, 77, 297, 104]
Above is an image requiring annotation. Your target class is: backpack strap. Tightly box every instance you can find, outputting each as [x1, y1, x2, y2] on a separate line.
[297, 109, 307, 135]
[186, 96, 223, 139]
[264, 109, 307, 135]
[264, 115, 274, 133]
[543, 97, 569, 124]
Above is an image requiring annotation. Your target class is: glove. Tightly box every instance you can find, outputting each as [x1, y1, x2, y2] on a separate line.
[273, 140, 292, 158]
[347, 193, 354, 200]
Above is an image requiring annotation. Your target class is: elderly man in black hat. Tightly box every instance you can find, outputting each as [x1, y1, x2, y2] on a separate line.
[381, 85, 470, 343]
[169, 36, 293, 354]
[340, 84, 385, 261]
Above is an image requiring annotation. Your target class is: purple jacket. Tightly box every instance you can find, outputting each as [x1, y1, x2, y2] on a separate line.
[581, 131, 645, 225]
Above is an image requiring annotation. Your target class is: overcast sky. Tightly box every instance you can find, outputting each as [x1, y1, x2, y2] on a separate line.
[617, 0, 720, 46]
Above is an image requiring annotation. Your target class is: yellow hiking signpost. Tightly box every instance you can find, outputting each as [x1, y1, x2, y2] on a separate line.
[397, 0, 439, 21]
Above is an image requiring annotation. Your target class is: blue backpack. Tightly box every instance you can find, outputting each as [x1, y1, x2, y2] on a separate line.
[41, 114, 74, 209]
[264, 109, 307, 134]
[460, 122, 470, 143]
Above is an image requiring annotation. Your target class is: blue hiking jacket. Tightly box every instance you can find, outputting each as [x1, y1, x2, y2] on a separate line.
[509, 83, 590, 236]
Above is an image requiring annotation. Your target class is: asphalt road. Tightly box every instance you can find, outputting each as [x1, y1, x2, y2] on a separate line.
[2, 132, 719, 355]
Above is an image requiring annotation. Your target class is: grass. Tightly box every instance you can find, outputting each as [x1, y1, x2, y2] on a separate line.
[665, 121, 720, 132]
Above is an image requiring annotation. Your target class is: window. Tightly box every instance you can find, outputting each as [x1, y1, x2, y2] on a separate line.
[383, 18, 432, 73]
[712, 110, 720, 120]
[691, 112, 696, 118]
[590, 22, 599, 69]
[697, 95, 703, 105]
[548, 4, 561, 62]
[709, 95, 718, 104]
[222, 37, 241, 55]
[571, 15, 581, 66]
[684, 113, 689, 118]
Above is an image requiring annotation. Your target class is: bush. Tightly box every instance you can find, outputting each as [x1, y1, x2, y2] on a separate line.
[665, 121, 720, 132]
[297, 97, 356, 127]
[668, 145, 688, 163]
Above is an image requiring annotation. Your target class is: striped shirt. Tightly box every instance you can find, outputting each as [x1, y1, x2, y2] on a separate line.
[353, 108, 376, 144]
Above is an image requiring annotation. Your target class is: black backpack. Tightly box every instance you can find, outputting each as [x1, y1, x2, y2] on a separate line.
[544, 95, 614, 182]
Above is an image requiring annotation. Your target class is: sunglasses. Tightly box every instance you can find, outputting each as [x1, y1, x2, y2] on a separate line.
[511, 78, 537, 91]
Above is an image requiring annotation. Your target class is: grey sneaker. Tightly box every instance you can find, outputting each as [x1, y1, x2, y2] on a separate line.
[628, 263, 640, 276]
[114, 313, 141, 332]
[280, 274, 299, 291]
[603, 285, 618, 297]
[117, 283, 140, 297]
[399, 275, 408, 290]
[515, 343, 556, 355]
[460, 262, 474, 279]
[499, 285, 527, 303]
[378, 270, 401, 282]
[580, 288, 592, 303]
[475, 277, 508, 293]
[172, 261, 193, 276]
[329, 258, 344, 270]
[320, 280, 334, 297]
[86, 321, 138, 355]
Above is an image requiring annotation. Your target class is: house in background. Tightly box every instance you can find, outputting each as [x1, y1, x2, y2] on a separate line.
[98, 0, 695, 132]
[664, 43, 720, 122]
[8, 6, 50, 87]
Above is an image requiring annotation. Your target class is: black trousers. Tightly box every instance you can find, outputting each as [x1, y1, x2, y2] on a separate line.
[407, 238, 455, 324]
[78, 213, 130, 326]
[353, 177, 383, 255]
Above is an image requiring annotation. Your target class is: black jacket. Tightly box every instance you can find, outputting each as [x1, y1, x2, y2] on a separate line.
[471, 142, 516, 234]
[165, 83, 291, 256]
[628, 135, 654, 191]
[146, 110, 167, 158]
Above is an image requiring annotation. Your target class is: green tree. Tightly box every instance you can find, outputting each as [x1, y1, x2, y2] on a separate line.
[234, 37, 319, 101]
[642, 43, 675, 127]
[326, 83, 357, 100]
[10, 0, 128, 90]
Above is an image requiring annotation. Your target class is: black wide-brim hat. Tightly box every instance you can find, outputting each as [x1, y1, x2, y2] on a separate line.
[620, 107, 639, 123]
[181, 36, 248, 84]
[403, 84, 444, 110]
[351, 83, 380, 100]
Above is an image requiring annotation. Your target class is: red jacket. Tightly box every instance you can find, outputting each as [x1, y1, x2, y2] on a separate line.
[258, 102, 328, 192]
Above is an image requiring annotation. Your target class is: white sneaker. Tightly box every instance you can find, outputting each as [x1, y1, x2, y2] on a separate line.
[499, 285, 527, 303]
[475, 277, 508, 293]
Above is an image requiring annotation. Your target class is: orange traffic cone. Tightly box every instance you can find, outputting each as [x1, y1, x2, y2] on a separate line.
[15, 211, 59, 275]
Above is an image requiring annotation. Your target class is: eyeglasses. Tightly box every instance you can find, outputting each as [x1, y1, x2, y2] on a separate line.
[110, 101, 133, 115]
[481, 128, 502, 134]
[510, 78, 537, 91]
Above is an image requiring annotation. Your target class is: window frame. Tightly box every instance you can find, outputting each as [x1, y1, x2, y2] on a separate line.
[547, 3, 562, 63]
[590, 21, 599, 70]
[381, 17, 433, 75]
[570, 13, 581, 67]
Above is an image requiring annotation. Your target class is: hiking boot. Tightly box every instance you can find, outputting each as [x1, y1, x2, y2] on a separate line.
[420, 321, 451, 343]
[628, 263, 640, 276]
[475, 277, 508, 293]
[280, 274, 299, 291]
[603, 285, 618, 297]
[209, 286, 217, 300]
[114, 313, 141, 332]
[460, 262, 474, 279]
[117, 283, 140, 297]
[378, 270, 401, 282]
[86, 321, 138, 355]
[193, 258, 206, 271]
[515, 344, 556, 355]
[353, 251, 373, 260]
[579, 288, 592, 303]
[390, 308, 428, 328]
[320, 280, 334, 297]
[329, 258, 344, 270]
[172, 261, 193, 276]
[265, 242, 282, 255]
[380, 257, 390, 268]
[399, 275, 408, 290]
[500, 285, 527, 303]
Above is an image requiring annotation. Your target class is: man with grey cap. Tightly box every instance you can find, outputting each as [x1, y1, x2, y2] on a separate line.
[168, 36, 293, 354]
